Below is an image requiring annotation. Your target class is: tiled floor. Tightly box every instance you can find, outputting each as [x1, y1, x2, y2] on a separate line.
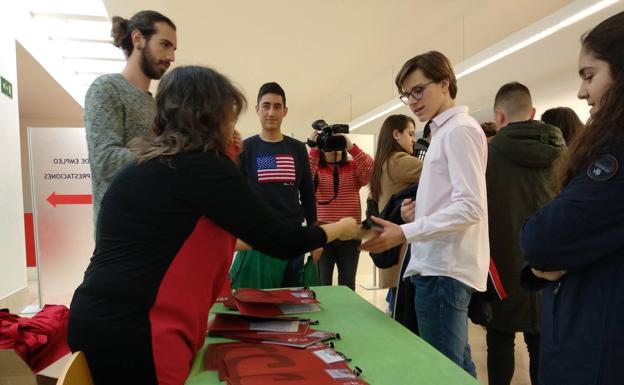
[6, 258, 534, 384]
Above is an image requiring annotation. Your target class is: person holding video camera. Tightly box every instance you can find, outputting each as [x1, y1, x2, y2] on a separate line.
[308, 123, 373, 290]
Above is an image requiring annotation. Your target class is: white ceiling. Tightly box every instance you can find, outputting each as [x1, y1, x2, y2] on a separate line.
[451, 2, 624, 127]
[17, 0, 624, 139]
[101, 0, 572, 136]
[17, 42, 84, 122]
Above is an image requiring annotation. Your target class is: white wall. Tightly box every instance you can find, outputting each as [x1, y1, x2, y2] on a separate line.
[469, 70, 591, 126]
[348, 134, 375, 215]
[532, 71, 590, 124]
[0, 23, 27, 299]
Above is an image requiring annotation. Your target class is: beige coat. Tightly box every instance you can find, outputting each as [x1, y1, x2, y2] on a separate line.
[377, 152, 422, 288]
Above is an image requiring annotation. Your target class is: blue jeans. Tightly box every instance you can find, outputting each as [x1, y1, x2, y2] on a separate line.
[386, 287, 396, 310]
[412, 275, 477, 377]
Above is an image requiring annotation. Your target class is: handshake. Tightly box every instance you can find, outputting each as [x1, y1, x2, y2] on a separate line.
[324, 217, 377, 242]
[359, 197, 416, 253]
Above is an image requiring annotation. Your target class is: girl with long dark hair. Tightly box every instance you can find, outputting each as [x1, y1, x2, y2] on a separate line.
[540, 106, 584, 144]
[519, 11, 624, 385]
[369, 114, 423, 309]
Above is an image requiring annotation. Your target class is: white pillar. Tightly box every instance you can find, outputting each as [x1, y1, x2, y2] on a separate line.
[0, 9, 27, 300]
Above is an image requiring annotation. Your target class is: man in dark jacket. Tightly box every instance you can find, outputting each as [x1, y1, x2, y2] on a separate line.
[485, 82, 565, 385]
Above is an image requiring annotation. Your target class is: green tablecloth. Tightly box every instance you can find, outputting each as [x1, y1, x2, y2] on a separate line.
[186, 286, 479, 385]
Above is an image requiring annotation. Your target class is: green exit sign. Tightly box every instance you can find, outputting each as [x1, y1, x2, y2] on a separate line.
[1, 76, 13, 99]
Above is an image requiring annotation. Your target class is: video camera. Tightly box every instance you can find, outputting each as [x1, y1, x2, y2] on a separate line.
[309, 119, 350, 152]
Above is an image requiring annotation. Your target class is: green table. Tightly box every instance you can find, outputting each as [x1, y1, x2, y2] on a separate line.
[186, 286, 479, 385]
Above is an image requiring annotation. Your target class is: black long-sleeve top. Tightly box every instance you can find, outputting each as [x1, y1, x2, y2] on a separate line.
[69, 150, 326, 384]
[239, 135, 317, 226]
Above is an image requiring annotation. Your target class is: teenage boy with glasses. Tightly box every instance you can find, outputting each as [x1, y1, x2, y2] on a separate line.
[362, 51, 489, 376]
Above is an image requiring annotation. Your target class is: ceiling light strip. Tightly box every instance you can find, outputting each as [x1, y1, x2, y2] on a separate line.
[30, 12, 108, 22]
[75, 71, 108, 76]
[63, 56, 124, 62]
[454, 0, 618, 78]
[348, 0, 619, 131]
[348, 99, 404, 131]
[50, 37, 113, 44]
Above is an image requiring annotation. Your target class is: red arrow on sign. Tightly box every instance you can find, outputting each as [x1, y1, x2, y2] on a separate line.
[46, 192, 93, 207]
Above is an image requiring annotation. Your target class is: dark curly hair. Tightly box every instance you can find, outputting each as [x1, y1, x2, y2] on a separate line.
[130, 66, 246, 163]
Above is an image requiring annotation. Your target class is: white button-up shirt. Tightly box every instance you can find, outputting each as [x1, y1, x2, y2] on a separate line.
[401, 105, 489, 291]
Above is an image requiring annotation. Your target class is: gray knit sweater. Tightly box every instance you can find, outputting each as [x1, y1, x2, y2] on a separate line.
[84, 73, 154, 223]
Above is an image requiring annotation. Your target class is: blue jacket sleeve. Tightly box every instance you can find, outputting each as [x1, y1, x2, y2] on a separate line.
[520, 155, 624, 271]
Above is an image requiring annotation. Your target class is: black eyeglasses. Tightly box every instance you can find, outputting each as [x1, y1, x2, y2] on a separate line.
[399, 81, 434, 104]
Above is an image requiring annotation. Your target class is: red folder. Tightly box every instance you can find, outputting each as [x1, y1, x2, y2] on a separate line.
[233, 301, 321, 317]
[219, 329, 338, 348]
[208, 314, 306, 334]
[226, 368, 370, 385]
[205, 342, 349, 381]
[205, 343, 283, 374]
[224, 288, 321, 317]
[220, 343, 347, 381]
[206, 342, 290, 371]
[233, 288, 319, 305]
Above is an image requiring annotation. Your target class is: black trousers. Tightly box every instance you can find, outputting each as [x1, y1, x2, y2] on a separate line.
[486, 328, 540, 385]
[68, 313, 159, 385]
[318, 239, 360, 290]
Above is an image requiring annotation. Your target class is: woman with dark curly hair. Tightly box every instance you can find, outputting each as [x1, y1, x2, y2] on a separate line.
[67, 66, 361, 385]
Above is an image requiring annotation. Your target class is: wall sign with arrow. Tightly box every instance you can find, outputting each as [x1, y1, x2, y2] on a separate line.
[28, 127, 95, 307]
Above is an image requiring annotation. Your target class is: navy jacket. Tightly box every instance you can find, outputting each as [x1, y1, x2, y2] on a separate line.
[520, 139, 624, 385]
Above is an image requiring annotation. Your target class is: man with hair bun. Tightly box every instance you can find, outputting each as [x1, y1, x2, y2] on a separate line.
[84, 10, 177, 224]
